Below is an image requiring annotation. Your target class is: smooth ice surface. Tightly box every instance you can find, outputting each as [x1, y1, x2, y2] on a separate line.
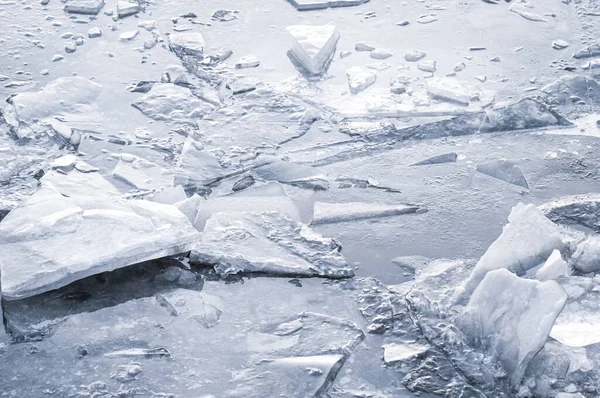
[459, 268, 567, 386]
[458, 203, 564, 301]
[191, 211, 354, 278]
[112, 154, 174, 191]
[286, 23, 340, 75]
[0, 186, 199, 300]
[311, 201, 425, 225]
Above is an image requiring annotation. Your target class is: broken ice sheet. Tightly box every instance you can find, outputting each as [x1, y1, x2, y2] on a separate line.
[0, 185, 199, 300]
[131, 83, 215, 123]
[168, 32, 204, 58]
[346, 66, 377, 94]
[539, 194, 600, 233]
[173, 136, 228, 189]
[459, 269, 567, 386]
[286, 23, 340, 76]
[252, 158, 329, 190]
[311, 201, 426, 225]
[190, 211, 354, 278]
[287, 0, 367, 11]
[456, 203, 565, 302]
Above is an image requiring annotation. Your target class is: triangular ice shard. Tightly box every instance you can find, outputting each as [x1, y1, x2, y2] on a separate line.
[286, 23, 340, 75]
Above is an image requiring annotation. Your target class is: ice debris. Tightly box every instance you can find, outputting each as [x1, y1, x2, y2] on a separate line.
[116, 1, 140, 18]
[572, 41, 600, 59]
[426, 78, 469, 105]
[539, 194, 600, 233]
[411, 152, 457, 166]
[311, 202, 425, 225]
[190, 211, 354, 278]
[286, 23, 340, 75]
[0, 186, 199, 300]
[235, 55, 260, 69]
[382, 343, 428, 364]
[168, 32, 204, 58]
[539, 75, 600, 106]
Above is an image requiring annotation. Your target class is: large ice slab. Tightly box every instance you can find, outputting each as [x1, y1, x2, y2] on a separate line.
[0, 186, 199, 300]
[190, 211, 354, 278]
[459, 268, 567, 386]
[131, 83, 214, 123]
[287, 0, 367, 11]
[112, 154, 173, 191]
[311, 201, 425, 225]
[8, 76, 102, 127]
[252, 159, 329, 190]
[286, 23, 340, 75]
[63, 0, 104, 14]
[457, 203, 564, 301]
[539, 75, 600, 106]
[426, 78, 470, 105]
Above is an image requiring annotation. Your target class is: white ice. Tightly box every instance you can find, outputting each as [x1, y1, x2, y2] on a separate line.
[311, 201, 424, 225]
[286, 23, 340, 75]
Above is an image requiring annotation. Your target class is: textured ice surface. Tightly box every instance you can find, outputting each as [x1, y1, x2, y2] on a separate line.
[131, 83, 214, 123]
[539, 194, 600, 233]
[191, 211, 354, 278]
[539, 75, 600, 106]
[0, 186, 199, 300]
[459, 268, 567, 386]
[458, 203, 564, 301]
[572, 236, 600, 273]
[286, 23, 340, 75]
[311, 201, 425, 224]
[346, 66, 377, 94]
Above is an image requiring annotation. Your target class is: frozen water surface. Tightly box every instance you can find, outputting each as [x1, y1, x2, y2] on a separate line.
[2, 0, 600, 396]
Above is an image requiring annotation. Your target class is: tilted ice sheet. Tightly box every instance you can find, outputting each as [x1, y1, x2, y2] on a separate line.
[190, 211, 354, 278]
[459, 268, 567, 387]
[286, 23, 340, 75]
[311, 201, 425, 225]
[0, 186, 199, 300]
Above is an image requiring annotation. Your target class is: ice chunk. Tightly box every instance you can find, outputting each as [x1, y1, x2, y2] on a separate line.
[417, 60, 436, 73]
[426, 78, 469, 105]
[370, 48, 392, 60]
[87, 27, 102, 38]
[117, 1, 140, 18]
[10, 76, 102, 126]
[287, 0, 366, 11]
[174, 137, 226, 188]
[235, 55, 260, 69]
[190, 211, 354, 278]
[119, 30, 139, 41]
[551, 281, 600, 347]
[311, 202, 425, 225]
[553, 39, 570, 50]
[168, 32, 205, 58]
[346, 66, 376, 94]
[174, 194, 203, 224]
[571, 236, 600, 273]
[0, 187, 199, 300]
[382, 343, 428, 364]
[152, 186, 187, 205]
[411, 152, 457, 166]
[193, 192, 300, 231]
[286, 23, 340, 75]
[355, 42, 375, 52]
[252, 159, 328, 190]
[112, 154, 173, 191]
[458, 269, 567, 386]
[509, 1, 547, 22]
[457, 203, 564, 301]
[63, 0, 104, 14]
[404, 50, 426, 62]
[535, 249, 567, 281]
[476, 159, 529, 188]
[131, 84, 214, 123]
